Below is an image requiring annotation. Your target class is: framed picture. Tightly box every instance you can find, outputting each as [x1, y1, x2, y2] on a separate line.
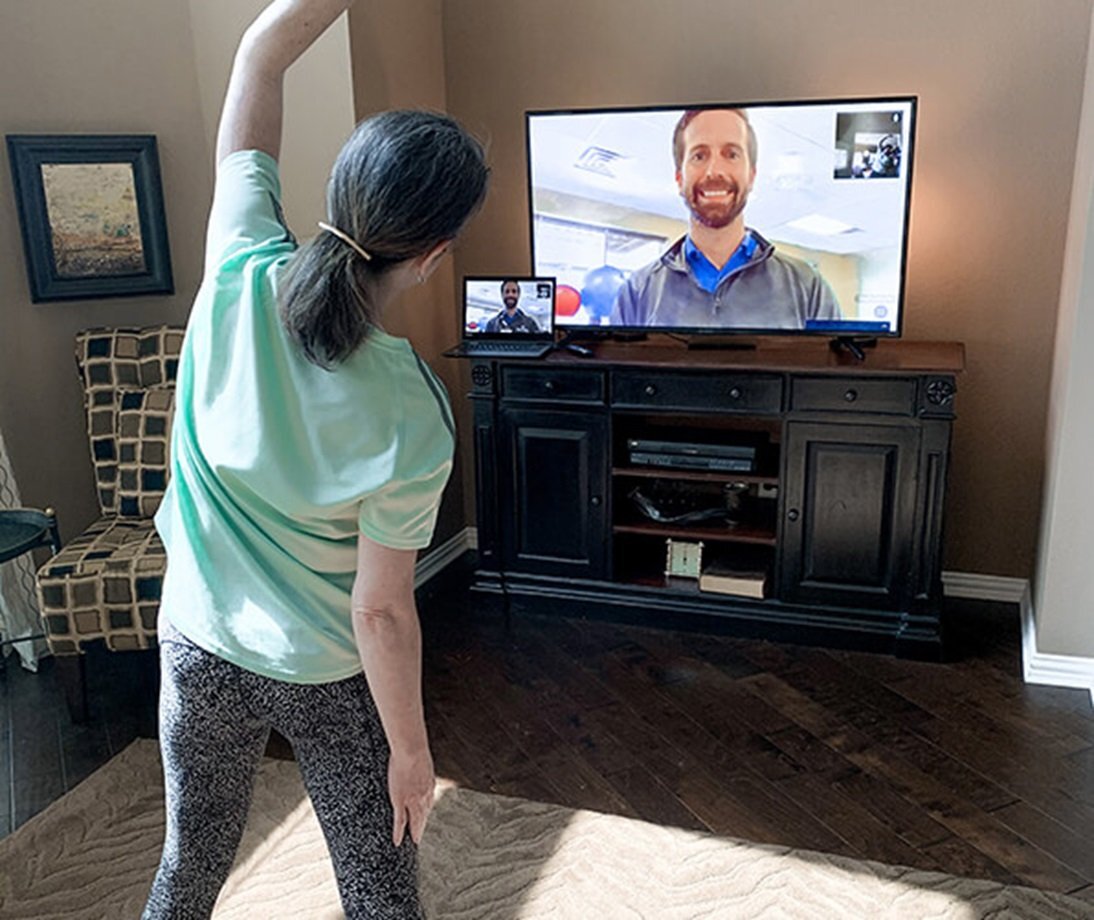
[6, 135, 173, 302]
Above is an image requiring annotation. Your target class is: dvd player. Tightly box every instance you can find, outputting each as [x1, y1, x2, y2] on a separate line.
[628, 451, 755, 472]
[626, 438, 757, 473]
[626, 438, 757, 460]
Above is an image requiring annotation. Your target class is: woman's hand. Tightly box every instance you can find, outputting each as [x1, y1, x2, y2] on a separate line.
[388, 746, 435, 846]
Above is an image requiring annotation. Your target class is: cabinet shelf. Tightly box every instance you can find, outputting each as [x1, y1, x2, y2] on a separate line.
[612, 465, 778, 486]
[616, 573, 704, 592]
[613, 520, 777, 546]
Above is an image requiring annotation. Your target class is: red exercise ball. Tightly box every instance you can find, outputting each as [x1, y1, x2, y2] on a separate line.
[555, 284, 581, 317]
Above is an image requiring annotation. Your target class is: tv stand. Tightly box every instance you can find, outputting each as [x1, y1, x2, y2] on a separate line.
[461, 338, 963, 660]
[830, 335, 879, 361]
[685, 335, 759, 351]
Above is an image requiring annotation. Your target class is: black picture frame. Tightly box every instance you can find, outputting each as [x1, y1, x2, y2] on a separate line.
[6, 134, 174, 302]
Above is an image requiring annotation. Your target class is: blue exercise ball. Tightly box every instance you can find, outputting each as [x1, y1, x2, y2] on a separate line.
[581, 265, 626, 320]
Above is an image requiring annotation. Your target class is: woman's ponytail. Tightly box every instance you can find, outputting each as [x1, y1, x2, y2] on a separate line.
[279, 233, 378, 368]
[279, 110, 489, 369]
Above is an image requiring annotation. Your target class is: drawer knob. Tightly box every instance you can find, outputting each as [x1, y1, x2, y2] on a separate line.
[844, 389, 858, 403]
[591, 496, 602, 507]
[787, 508, 800, 522]
[544, 380, 556, 392]
[926, 378, 956, 406]
[729, 386, 743, 400]
[644, 384, 657, 396]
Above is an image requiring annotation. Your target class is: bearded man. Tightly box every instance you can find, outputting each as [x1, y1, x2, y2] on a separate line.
[611, 108, 841, 329]
[484, 278, 541, 333]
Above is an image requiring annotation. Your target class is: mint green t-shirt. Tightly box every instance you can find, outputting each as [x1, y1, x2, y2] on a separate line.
[155, 150, 455, 683]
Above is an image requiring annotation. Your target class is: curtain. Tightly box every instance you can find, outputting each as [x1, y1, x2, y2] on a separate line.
[0, 425, 47, 670]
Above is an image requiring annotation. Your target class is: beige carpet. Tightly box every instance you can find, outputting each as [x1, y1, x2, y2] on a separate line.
[1, 740, 1090, 919]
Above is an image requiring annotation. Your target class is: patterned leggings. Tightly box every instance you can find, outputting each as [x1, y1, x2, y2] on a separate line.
[143, 618, 422, 919]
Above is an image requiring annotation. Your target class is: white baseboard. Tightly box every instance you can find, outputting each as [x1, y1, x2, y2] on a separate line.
[949, 572, 1094, 706]
[422, 536, 1092, 706]
[941, 570, 1029, 603]
[1018, 587, 1094, 707]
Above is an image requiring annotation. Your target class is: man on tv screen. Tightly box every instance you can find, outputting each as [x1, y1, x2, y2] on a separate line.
[484, 279, 542, 333]
[611, 109, 841, 329]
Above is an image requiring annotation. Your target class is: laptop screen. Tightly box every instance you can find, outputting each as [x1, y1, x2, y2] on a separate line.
[463, 277, 556, 340]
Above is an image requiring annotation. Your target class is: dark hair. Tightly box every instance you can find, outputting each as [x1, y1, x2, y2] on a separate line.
[500, 278, 520, 295]
[671, 108, 757, 173]
[280, 110, 489, 367]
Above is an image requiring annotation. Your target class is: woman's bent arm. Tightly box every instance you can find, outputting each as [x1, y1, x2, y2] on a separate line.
[218, 0, 356, 165]
[351, 533, 434, 847]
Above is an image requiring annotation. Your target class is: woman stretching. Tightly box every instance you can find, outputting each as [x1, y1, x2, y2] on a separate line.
[143, 1, 488, 916]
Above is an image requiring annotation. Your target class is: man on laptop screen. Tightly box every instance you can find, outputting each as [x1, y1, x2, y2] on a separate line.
[484, 279, 542, 333]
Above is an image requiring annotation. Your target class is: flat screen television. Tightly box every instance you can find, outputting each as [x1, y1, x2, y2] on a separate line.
[526, 96, 916, 339]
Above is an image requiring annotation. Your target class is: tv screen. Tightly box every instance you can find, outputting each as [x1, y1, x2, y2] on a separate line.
[526, 97, 916, 337]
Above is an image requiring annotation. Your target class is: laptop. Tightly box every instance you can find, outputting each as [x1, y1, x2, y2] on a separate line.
[448, 276, 556, 358]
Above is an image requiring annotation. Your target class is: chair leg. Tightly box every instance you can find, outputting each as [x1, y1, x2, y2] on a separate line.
[54, 655, 89, 724]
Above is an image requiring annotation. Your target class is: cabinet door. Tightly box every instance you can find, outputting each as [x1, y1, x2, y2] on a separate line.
[498, 407, 609, 578]
[780, 422, 919, 609]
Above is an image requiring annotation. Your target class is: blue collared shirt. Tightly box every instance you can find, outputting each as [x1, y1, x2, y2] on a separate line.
[610, 230, 842, 329]
[684, 232, 759, 293]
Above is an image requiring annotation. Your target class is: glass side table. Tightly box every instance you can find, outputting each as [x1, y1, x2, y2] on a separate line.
[0, 507, 61, 564]
[0, 507, 61, 651]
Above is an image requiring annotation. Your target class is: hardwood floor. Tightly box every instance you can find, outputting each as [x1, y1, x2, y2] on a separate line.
[3, 556, 1093, 903]
[419, 565, 1094, 902]
[1, 640, 158, 837]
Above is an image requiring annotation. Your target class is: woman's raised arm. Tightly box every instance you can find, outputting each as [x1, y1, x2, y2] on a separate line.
[217, 0, 356, 166]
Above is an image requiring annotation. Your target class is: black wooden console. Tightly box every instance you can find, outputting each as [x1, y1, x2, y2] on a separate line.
[463, 337, 963, 660]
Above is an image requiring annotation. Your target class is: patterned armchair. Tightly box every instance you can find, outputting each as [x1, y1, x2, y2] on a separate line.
[36, 326, 183, 721]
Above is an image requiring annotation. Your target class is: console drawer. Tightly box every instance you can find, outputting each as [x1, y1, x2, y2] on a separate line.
[612, 371, 783, 414]
[791, 377, 917, 415]
[502, 367, 606, 404]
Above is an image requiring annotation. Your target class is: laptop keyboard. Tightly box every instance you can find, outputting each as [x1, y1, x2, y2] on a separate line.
[462, 340, 551, 353]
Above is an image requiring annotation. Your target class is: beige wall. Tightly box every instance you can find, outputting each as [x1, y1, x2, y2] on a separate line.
[1036, 9, 1094, 658]
[347, 0, 470, 547]
[440, 0, 1094, 578]
[187, 1, 356, 234]
[5, 0, 1093, 583]
[0, 0, 211, 541]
